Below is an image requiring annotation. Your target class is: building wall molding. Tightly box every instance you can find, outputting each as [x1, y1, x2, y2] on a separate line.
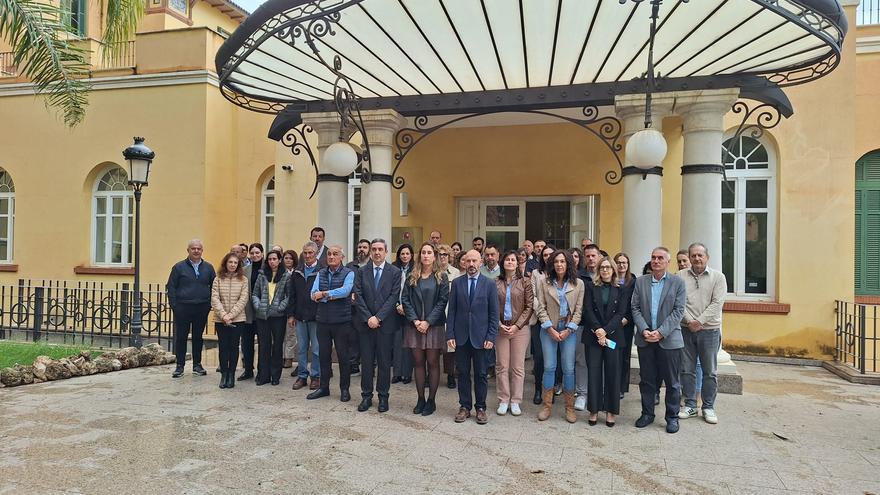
[857, 36, 880, 54]
[0, 70, 219, 98]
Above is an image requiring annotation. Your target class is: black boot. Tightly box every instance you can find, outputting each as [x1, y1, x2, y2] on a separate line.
[219, 371, 228, 389]
[533, 380, 542, 405]
[226, 371, 235, 389]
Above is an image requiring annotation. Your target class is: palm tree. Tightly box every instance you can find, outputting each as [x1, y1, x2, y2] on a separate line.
[0, 0, 144, 126]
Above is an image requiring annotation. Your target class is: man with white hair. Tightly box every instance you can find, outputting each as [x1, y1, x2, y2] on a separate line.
[166, 239, 216, 379]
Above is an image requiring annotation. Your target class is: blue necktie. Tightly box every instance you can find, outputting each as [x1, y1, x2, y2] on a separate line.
[374, 267, 381, 290]
[469, 277, 476, 303]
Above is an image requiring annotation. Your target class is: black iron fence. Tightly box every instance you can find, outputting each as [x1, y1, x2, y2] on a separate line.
[834, 300, 879, 374]
[0, 279, 208, 350]
[859, 0, 880, 25]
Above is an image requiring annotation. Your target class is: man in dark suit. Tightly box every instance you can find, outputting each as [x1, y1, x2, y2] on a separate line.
[311, 226, 329, 268]
[352, 239, 402, 413]
[447, 249, 499, 425]
[631, 247, 687, 434]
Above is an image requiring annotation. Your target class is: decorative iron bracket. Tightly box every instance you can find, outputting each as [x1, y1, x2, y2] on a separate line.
[280, 125, 321, 199]
[393, 106, 624, 187]
[722, 99, 784, 191]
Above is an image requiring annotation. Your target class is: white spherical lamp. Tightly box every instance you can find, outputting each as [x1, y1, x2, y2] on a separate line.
[322, 141, 361, 176]
[626, 128, 667, 170]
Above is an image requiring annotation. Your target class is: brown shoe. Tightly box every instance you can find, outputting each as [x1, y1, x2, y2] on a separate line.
[291, 378, 307, 390]
[475, 408, 488, 425]
[537, 389, 554, 421]
[309, 377, 319, 390]
[454, 407, 471, 423]
[282, 359, 293, 369]
[563, 392, 577, 424]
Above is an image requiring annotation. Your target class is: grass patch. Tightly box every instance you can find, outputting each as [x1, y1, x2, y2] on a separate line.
[0, 341, 101, 368]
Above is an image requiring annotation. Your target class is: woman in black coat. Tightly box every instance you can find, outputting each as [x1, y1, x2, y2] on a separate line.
[583, 256, 628, 427]
[613, 252, 636, 399]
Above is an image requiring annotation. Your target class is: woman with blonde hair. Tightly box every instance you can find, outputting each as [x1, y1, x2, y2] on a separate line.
[401, 242, 449, 416]
[583, 257, 627, 426]
[211, 252, 250, 389]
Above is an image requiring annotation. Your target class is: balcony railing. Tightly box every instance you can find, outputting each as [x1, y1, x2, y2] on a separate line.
[95, 40, 136, 71]
[859, 0, 880, 26]
[0, 52, 17, 78]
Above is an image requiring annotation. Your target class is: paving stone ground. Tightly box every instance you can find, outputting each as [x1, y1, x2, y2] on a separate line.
[1, 357, 879, 494]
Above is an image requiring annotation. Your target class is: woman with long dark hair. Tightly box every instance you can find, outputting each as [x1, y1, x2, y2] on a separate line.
[583, 257, 627, 426]
[401, 242, 449, 416]
[238, 242, 264, 381]
[251, 250, 291, 386]
[282, 249, 299, 370]
[211, 252, 250, 389]
[530, 244, 556, 404]
[495, 250, 533, 416]
[392, 243, 414, 384]
[534, 249, 584, 423]
[614, 252, 636, 399]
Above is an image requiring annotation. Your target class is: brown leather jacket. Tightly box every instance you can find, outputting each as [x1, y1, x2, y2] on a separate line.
[495, 276, 534, 330]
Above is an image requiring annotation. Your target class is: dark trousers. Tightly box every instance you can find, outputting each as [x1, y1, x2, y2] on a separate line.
[620, 324, 635, 393]
[359, 327, 394, 399]
[239, 322, 256, 373]
[393, 317, 413, 378]
[256, 317, 286, 382]
[455, 340, 489, 411]
[637, 343, 682, 420]
[318, 321, 353, 391]
[349, 318, 361, 368]
[443, 349, 456, 375]
[173, 302, 210, 367]
[530, 323, 543, 383]
[586, 342, 622, 415]
[215, 323, 241, 373]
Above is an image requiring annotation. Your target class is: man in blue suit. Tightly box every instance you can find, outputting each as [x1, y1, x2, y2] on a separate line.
[447, 249, 499, 425]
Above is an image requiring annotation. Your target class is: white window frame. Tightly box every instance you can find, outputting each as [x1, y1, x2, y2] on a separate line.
[261, 176, 275, 249]
[347, 169, 362, 257]
[91, 167, 134, 266]
[0, 170, 15, 263]
[721, 132, 777, 300]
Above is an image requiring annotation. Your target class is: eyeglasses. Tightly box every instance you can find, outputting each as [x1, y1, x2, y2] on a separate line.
[439, 253, 449, 257]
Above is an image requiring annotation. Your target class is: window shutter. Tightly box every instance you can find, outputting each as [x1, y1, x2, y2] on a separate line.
[856, 152, 880, 295]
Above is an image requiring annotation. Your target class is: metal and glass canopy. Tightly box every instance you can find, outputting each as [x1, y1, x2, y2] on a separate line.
[215, 0, 847, 117]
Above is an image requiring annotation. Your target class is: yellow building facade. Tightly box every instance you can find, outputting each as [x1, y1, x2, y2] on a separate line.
[0, 0, 877, 359]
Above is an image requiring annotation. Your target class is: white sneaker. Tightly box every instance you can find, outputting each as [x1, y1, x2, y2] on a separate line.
[574, 395, 587, 411]
[510, 403, 522, 416]
[678, 406, 698, 419]
[496, 402, 509, 415]
[703, 409, 718, 424]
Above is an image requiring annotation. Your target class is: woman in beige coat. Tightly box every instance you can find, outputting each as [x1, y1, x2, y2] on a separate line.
[211, 252, 250, 389]
[534, 249, 584, 423]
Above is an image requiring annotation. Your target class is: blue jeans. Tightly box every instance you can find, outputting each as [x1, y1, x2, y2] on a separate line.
[540, 326, 578, 392]
[296, 320, 320, 379]
[696, 357, 703, 394]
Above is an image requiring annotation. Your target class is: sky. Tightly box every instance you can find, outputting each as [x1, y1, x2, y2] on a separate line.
[235, 0, 265, 14]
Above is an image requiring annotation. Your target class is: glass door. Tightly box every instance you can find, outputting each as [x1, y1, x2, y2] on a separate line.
[480, 200, 525, 252]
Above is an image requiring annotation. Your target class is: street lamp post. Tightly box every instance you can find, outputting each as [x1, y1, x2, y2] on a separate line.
[122, 137, 155, 348]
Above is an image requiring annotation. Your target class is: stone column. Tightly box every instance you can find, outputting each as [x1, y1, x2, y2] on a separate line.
[676, 89, 739, 272]
[615, 95, 674, 269]
[301, 111, 353, 247]
[359, 110, 407, 244]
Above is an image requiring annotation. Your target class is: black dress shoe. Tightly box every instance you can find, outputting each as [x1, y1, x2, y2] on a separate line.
[447, 374, 456, 389]
[635, 415, 655, 428]
[271, 379, 280, 386]
[255, 379, 268, 386]
[215, 366, 221, 373]
[421, 399, 436, 416]
[666, 418, 680, 434]
[306, 388, 330, 400]
[171, 367, 184, 378]
[357, 397, 372, 412]
[192, 364, 207, 376]
[237, 371, 254, 381]
[340, 389, 351, 402]
[378, 398, 389, 413]
[401, 377, 412, 385]
[391, 376, 402, 384]
[413, 397, 426, 414]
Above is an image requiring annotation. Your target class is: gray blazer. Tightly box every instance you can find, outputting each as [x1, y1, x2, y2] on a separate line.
[631, 272, 686, 350]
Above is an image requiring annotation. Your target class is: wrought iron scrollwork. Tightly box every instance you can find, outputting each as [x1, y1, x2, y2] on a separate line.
[281, 125, 320, 199]
[722, 99, 784, 192]
[393, 106, 624, 187]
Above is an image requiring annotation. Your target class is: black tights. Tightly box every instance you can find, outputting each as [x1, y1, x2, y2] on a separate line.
[412, 348, 441, 400]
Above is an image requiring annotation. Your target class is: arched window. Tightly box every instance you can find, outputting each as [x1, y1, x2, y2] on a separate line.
[856, 150, 880, 295]
[721, 134, 777, 298]
[261, 176, 275, 248]
[0, 169, 15, 263]
[92, 167, 133, 265]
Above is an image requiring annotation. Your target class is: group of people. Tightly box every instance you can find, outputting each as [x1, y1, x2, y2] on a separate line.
[166, 228, 726, 433]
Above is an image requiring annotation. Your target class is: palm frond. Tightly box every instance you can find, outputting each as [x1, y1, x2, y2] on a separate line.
[102, 0, 143, 62]
[0, 0, 90, 126]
